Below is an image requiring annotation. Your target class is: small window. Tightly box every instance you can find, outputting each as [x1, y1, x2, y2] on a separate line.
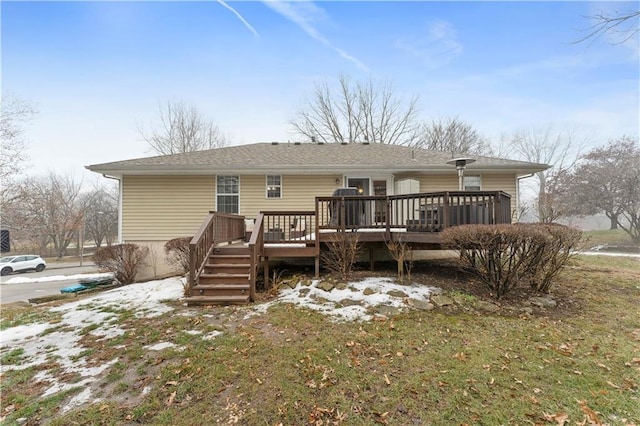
[266, 175, 282, 199]
[463, 175, 481, 191]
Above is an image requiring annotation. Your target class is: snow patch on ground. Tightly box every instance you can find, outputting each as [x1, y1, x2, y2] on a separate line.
[252, 277, 438, 322]
[203, 331, 223, 340]
[0, 322, 51, 343]
[51, 277, 183, 318]
[579, 251, 640, 258]
[0, 277, 185, 412]
[0, 272, 440, 418]
[145, 342, 180, 351]
[2, 272, 114, 285]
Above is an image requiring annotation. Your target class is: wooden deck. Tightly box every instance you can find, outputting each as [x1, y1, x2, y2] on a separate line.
[186, 191, 511, 304]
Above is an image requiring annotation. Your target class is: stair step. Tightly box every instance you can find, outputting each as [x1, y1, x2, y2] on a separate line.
[204, 264, 251, 275]
[208, 263, 250, 268]
[192, 283, 250, 297]
[199, 273, 250, 285]
[210, 254, 251, 264]
[201, 273, 250, 279]
[214, 247, 251, 255]
[194, 284, 250, 290]
[185, 295, 250, 306]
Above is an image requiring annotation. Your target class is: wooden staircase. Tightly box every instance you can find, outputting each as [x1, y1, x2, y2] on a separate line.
[186, 246, 253, 305]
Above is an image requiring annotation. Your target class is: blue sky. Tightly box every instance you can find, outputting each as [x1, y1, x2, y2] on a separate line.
[2, 1, 638, 180]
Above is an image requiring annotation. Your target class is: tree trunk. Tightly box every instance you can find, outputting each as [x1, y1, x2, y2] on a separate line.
[609, 215, 618, 230]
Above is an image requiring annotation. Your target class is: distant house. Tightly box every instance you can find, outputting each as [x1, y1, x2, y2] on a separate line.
[87, 142, 548, 298]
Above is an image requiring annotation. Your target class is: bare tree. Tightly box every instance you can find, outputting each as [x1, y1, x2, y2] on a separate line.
[291, 75, 420, 145]
[560, 137, 640, 241]
[83, 182, 118, 247]
[416, 116, 491, 154]
[509, 127, 586, 223]
[576, 7, 639, 45]
[138, 100, 228, 155]
[11, 173, 88, 258]
[1, 95, 36, 198]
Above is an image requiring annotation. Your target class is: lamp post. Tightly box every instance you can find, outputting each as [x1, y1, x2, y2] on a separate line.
[79, 214, 85, 267]
[447, 157, 476, 191]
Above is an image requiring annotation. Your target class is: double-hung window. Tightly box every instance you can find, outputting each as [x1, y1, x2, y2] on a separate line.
[217, 176, 239, 214]
[463, 175, 481, 191]
[266, 175, 282, 199]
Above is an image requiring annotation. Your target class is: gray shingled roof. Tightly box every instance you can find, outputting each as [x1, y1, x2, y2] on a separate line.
[86, 142, 549, 176]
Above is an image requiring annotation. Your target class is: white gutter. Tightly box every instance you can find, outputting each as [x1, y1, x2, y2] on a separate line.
[101, 174, 123, 244]
[515, 173, 535, 222]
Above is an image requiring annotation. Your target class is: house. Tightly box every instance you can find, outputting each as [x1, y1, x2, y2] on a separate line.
[87, 142, 548, 304]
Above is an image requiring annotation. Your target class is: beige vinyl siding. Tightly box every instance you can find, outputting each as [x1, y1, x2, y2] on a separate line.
[480, 174, 516, 194]
[238, 175, 342, 218]
[393, 173, 516, 196]
[478, 174, 518, 214]
[122, 176, 214, 241]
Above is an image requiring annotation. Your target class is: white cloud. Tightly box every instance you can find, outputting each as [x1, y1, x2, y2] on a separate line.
[395, 19, 463, 69]
[262, 0, 370, 72]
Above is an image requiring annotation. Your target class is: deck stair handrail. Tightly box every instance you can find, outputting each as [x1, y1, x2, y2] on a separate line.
[188, 211, 246, 291]
[247, 213, 265, 301]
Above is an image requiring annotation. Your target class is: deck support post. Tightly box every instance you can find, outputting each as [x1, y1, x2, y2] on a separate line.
[263, 257, 270, 288]
[369, 247, 375, 271]
[314, 256, 319, 278]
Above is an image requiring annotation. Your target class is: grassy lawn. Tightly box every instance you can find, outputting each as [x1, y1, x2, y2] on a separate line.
[582, 229, 637, 249]
[1, 255, 639, 425]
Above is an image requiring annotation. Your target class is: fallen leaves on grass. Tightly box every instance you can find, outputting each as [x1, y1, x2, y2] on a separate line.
[308, 405, 347, 425]
[578, 400, 602, 425]
[543, 411, 569, 425]
[166, 391, 176, 406]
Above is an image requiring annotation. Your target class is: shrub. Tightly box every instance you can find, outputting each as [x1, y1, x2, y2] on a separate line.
[525, 223, 582, 293]
[164, 237, 191, 275]
[92, 243, 149, 284]
[442, 224, 582, 298]
[320, 232, 363, 280]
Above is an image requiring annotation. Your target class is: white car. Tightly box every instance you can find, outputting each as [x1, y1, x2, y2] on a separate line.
[0, 255, 47, 276]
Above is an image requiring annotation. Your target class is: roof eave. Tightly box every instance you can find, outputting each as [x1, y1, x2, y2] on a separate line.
[87, 162, 550, 176]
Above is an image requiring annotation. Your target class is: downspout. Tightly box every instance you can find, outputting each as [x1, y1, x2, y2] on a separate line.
[102, 174, 123, 243]
[516, 173, 534, 222]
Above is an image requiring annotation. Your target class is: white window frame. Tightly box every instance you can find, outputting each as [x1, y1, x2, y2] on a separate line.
[266, 175, 282, 199]
[463, 175, 482, 191]
[216, 175, 240, 214]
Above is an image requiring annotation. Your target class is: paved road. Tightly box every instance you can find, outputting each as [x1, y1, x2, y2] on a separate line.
[0, 262, 103, 304]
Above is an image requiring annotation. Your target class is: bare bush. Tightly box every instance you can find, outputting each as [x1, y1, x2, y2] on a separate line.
[525, 224, 583, 293]
[320, 232, 363, 280]
[442, 224, 581, 298]
[385, 237, 413, 283]
[164, 237, 191, 274]
[93, 244, 148, 284]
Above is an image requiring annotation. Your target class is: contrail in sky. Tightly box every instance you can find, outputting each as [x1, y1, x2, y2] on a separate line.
[216, 0, 261, 38]
[262, 0, 370, 72]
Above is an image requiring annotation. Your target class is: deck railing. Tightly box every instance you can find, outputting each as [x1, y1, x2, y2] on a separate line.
[260, 211, 317, 244]
[188, 211, 246, 291]
[316, 191, 511, 233]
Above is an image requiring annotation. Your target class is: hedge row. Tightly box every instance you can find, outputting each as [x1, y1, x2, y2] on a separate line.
[441, 223, 582, 298]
